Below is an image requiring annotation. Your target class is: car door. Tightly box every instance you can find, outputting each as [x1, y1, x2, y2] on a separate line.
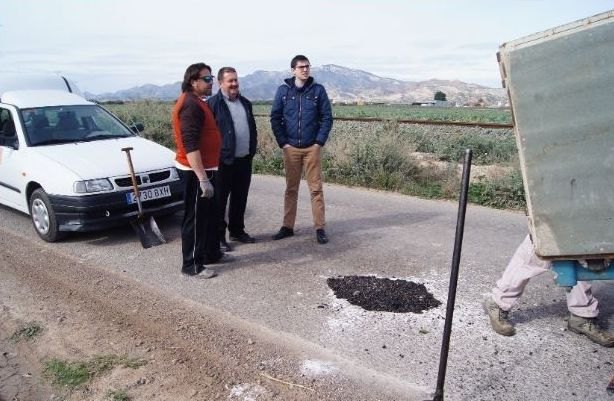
[0, 106, 28, 212]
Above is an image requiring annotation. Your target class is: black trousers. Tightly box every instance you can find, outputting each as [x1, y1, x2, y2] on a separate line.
[216, 157, 253, 238]
[178, 169, 219, 270]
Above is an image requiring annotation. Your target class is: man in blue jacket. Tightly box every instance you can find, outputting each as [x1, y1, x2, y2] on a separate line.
[207, 67, 258, 252]
[270, 55, 333, 244]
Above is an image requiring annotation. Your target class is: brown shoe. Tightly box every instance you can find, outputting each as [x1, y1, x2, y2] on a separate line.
[568, 314, 614, 347]
[484, 298, 515, 336]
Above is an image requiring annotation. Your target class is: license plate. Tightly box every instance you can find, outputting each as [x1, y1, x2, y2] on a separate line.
[126, 185, 171, 205]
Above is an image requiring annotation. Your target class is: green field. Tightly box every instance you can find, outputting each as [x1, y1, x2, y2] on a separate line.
[253, 103, 512, 124]
[105, 101, 524, 210]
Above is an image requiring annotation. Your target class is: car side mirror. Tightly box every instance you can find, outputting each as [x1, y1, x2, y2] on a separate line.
[130, 123, 144, 134]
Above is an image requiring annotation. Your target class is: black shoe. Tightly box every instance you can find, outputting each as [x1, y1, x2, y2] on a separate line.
[272, 226, 294, 240]
[230, 232, 256, 244]
[316, 229, 329, 244]
[181, 264, 205, 276]
[220, 238, 233, 252]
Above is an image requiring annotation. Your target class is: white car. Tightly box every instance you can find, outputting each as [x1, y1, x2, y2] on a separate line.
[0, 78, 182, 242]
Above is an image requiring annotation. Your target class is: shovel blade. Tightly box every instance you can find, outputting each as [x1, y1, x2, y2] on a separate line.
[130, 215, 166, 248]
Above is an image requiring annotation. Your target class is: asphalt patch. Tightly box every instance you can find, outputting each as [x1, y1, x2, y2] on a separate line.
[327, 276, 441, 313]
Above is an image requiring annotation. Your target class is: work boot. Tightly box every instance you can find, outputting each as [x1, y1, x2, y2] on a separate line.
[568, 314, 614, 347]
[483, 298, 515, 336]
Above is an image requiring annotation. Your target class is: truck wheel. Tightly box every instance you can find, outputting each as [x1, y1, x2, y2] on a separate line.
[30, 188, 63, 242]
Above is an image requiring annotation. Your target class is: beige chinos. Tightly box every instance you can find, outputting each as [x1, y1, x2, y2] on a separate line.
[492, 234, 599, 318]
[282, 145, 325, 230]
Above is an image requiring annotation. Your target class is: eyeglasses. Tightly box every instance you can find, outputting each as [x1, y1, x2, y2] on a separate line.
[294, 65, 310, 70]
[198, 75, 214, 83]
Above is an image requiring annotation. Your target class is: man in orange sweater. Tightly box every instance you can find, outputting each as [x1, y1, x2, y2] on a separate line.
[172, 63, 221, 278]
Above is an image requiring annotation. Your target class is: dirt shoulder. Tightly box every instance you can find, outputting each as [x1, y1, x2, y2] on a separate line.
[0, 229, 422, 401]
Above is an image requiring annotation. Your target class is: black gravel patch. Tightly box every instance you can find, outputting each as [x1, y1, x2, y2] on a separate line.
[327, 276, 441, 313]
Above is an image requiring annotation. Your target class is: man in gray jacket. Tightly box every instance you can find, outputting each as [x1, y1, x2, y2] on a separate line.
[207, 67, 258, 252]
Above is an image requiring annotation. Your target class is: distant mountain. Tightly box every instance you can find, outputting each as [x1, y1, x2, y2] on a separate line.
[88, 64, 508, 106]
[86, 83, 181, 103]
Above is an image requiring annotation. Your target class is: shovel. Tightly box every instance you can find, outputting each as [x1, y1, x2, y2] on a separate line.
[122, 147, 166, 248]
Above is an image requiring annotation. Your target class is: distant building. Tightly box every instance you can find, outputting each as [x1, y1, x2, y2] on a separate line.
[411, 100, 449, 107]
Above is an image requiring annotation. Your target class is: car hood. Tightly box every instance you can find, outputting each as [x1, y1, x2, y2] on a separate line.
[32, 136, 176, 179]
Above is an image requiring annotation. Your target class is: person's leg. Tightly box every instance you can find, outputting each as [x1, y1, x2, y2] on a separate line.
[204, 172, 223, 263]
[228, 157, 252, 237]
[303, 145, 325, 230]
[492, 234, 551, 311]
[179, 170, 195, 269]
[486, 234, 550, 336]
[216, 163, 233, 251]
[179, 170, 205, 274]
[567, 281, 613, 347]
[282, 147, 303, 230]
[567, 281, 598, 318]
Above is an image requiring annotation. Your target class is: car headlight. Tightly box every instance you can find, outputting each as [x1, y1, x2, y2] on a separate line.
[73, 178, 113, 193]
[169, 167, 179, 180]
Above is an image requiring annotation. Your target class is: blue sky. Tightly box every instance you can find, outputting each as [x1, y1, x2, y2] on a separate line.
[1, 0, 612, 93]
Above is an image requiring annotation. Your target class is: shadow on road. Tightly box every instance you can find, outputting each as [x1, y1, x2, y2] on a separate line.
[214, 210, 441, 275]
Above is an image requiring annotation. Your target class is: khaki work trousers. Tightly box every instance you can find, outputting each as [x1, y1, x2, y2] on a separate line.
[492, 234, 599, 318]
[282, 145, 325, 230]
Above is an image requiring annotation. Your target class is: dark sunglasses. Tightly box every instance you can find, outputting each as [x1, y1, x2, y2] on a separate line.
[198, 75, 214, 83]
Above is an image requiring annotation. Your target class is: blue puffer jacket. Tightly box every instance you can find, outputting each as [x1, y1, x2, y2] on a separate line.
[270, 77, 333, 148]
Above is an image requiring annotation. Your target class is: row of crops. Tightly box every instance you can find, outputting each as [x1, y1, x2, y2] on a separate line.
[252, 103, 512, 124]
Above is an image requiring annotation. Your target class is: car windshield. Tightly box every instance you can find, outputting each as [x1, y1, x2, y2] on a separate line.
[21, 105, 135, 146]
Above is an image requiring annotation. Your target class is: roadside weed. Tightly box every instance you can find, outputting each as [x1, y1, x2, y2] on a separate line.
[43, 358, 90, 387]
[106, 389, 131, 401]
[10, 322, 43, 342]
[43, 354, 147, 389]
[468, 170, 526, 209]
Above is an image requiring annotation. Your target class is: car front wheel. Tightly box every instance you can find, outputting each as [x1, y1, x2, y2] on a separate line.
[30, 188, 63, 242]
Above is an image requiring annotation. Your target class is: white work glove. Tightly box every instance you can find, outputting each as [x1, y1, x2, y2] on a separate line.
[199, 179, 214, 199]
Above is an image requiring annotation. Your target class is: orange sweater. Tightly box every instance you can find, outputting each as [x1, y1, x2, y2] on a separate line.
[172, 92, 221, 169]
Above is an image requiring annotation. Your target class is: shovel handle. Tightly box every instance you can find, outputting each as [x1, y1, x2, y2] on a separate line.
[122, 147, 143, 215]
